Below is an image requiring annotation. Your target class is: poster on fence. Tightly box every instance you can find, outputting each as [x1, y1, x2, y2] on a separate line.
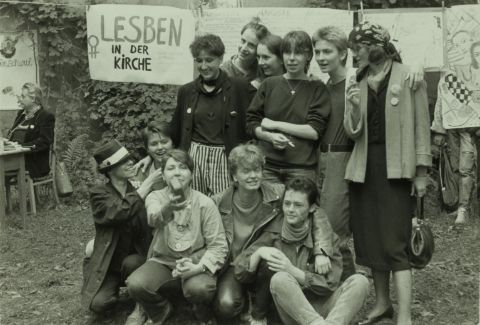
[0, 31, 39, 110]
[362, 8, 445, 71]
[197, 7, 353, 80]
[442, 4, 480, 129]
[86, 5, 195, 85]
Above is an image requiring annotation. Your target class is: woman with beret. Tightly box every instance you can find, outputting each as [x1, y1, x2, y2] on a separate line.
[344, 22, 431, 325]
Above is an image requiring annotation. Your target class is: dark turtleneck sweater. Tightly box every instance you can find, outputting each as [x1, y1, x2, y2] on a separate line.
[191, 70, 228, 145]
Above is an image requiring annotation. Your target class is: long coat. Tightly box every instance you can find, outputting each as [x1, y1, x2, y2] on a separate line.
[8, 107, 55, 178]
[81, 182, 151, 310]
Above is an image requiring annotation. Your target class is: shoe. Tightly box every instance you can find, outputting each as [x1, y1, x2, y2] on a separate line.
[250, 317, 267, 325]
[455, 207, 467, 224]
[125, 304, 147, 325]
[357, 306, 394, 325]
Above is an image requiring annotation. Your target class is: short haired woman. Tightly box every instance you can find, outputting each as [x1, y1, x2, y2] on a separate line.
[126, 149, 228, 325]
[8, 82, 55, 178]
[345, 22, 431, 325]
[170, 34, 255, 196]
[81, 139, 163, 314]
[246, 31, 331, 184]
[221, 20, 270, 82]
[212, 143, 284, 323]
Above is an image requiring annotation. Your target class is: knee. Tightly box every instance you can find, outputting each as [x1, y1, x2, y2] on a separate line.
[90, 293, 117, 314]
[269, 271, 293, 293]
[343, 274, 370, 297]
[126, 271, 150, 300]
[183, 278, 217, 303]
[122, 254, 145, 278]
[214, 291, 245, 319]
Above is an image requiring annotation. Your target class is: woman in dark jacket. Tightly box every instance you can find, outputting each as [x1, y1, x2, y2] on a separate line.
[81, 139, 163, 314]
[170, 33, 256, 196]
[8, 82, 54, 178]
[211, 144, 284, 323]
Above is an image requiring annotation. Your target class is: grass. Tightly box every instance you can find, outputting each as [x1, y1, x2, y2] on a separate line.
[0, 191, 478, 325]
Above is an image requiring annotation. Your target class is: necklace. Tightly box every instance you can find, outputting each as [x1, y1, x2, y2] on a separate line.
[284, 77, 303, 95]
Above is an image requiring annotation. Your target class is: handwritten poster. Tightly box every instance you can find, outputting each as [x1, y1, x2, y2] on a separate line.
[362, 9, 445, 70]
[0, 31, 39, 110]
[442, 4, 480, 128]
[197, 7, 353, 79]
[86, 5, 195, 85]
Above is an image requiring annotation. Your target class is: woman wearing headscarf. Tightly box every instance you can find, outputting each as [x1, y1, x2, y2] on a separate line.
[344, 22, 431, 325]
[8, 82, 54, 178]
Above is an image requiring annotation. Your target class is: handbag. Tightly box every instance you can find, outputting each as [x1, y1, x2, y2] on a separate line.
[409, 197, 435, 269]
[55, 161, 73, 197]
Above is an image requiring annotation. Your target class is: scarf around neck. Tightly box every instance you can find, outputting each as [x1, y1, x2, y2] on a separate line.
[281, 217, 310, 244]
[196, 69, 227, 96]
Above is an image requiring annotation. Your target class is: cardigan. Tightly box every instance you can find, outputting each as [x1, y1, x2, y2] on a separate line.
[170, 73, 256, 155]
[343, 62, 432, 183]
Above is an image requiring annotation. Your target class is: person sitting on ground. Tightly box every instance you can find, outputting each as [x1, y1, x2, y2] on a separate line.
[7, 82, 55, 179]
[235, 178, 369, 325]
[81, 139, 164, 315]
[211, 143, 284, 324]
[126, 149, 228, 325]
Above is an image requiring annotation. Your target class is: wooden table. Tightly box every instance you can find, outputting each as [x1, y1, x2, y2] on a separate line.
[0, 147, 30, 232]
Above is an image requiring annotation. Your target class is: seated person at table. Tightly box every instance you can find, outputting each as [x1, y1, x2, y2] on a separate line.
[133, 121, 174, 190]
[81, 139, 163, 314]
[126, 149, 228, 325]
[235, 178, 369, 325]
[7, 82, 55, 178]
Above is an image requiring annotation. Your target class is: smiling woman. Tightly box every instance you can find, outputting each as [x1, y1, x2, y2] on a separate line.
[169, 33, 256, 196]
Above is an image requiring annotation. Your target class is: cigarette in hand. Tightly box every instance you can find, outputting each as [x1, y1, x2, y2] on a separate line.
[287, 140, 295, 147]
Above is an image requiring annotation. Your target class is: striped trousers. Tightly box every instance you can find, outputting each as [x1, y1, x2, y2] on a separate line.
[189, 141, 230, 196]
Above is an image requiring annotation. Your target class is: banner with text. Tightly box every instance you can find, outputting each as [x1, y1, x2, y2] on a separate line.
[86, 5, 195, 85]
[197, 7, 353, 80]
[0, 31, 39, 110]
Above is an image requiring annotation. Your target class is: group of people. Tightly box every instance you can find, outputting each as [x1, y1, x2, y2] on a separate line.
[77, 19, 443, 325]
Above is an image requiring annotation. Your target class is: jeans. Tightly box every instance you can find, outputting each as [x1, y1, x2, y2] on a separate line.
[270, 272, 369, 325]
[263, 166, 317, 185]
[318, 151, 356, 280]
[447, 131, 477, 209]
[90, 254, 145, 313]
[126, 260, 217, 322]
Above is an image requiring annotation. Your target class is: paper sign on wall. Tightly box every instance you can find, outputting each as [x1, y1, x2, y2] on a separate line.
[0, 31, 39, 111]
[86, 5, 195, 85]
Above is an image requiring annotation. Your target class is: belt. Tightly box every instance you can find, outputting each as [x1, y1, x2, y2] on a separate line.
[319, 144, 354, 152]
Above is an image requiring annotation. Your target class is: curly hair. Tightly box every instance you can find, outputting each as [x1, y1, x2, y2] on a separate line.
[190, 34, 225, 58]
[285, 177, 318, 206]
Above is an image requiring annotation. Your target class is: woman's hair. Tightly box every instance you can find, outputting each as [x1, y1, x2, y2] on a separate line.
[190, 34, 225, 58]
[257, 34, 284, 81]
[228, 143, 265, 177]
[241, 19, 270, 41]
[285, 177, 318, 206]
[281, 31, 313, 73]
[160, 149, 194, 173]
[366, 44, 402, 65]
[140, 121, 172, 148]
[22, 82, 42, 106]
[470, 41, 480, 69]
[312, 26, 348, 66]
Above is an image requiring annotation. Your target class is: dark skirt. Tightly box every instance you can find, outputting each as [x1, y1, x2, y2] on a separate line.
[349, 144, 413, 271]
